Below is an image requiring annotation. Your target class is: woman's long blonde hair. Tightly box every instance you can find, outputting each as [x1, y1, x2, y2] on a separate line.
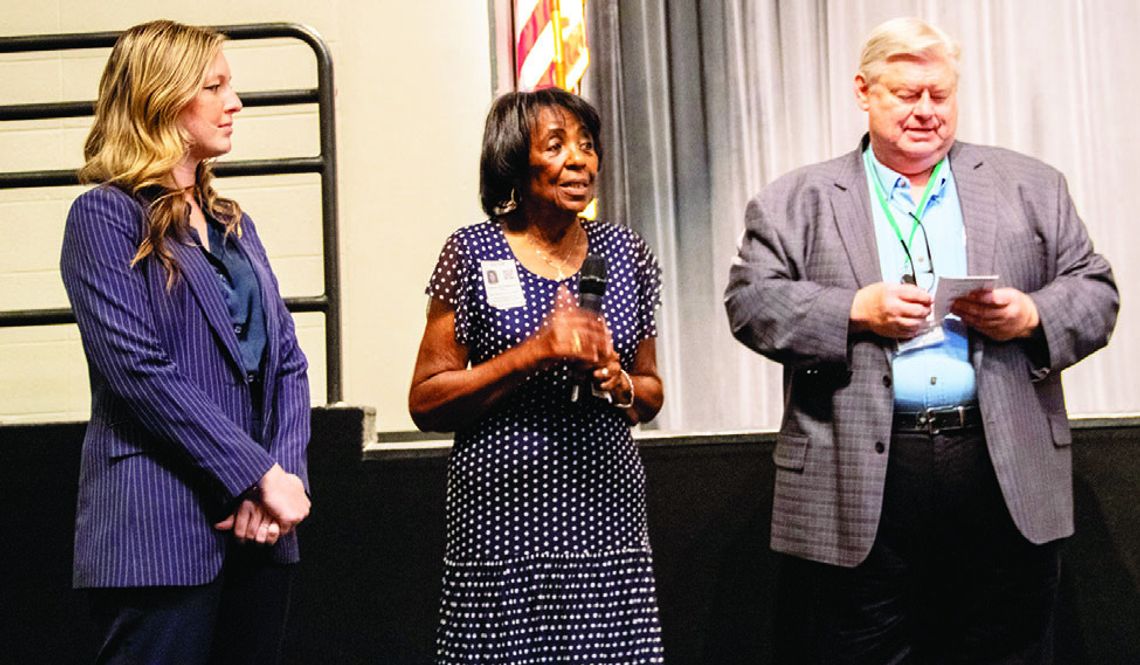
[81, 20, 242, 285]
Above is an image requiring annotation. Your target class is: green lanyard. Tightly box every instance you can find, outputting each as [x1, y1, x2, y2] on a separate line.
[863, 149, 945, 252]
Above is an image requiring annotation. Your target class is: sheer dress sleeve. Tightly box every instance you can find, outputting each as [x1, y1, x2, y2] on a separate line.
[632, 232, 663, 341]
[426, 230, 472, 346]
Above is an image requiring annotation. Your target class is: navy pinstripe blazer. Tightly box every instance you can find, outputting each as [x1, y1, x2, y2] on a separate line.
[61, 184, 310, 588]
[725, 138, 1118, 567]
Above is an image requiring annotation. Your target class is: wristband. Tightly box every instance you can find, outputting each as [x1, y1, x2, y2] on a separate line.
[612, 369, 635, 409]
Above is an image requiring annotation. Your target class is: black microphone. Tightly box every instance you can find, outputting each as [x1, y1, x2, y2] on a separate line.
[578, 254, 607, 314]
[571, 254, 607, 402]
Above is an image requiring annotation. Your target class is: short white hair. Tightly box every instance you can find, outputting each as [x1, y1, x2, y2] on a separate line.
[858, 17, 961, 84]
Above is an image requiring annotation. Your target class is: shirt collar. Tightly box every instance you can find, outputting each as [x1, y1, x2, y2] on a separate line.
[865, 148, 951, 209]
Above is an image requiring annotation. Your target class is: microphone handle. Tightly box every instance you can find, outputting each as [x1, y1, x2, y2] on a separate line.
[579, 292, 603, 314]
[571, 295, 606, 402]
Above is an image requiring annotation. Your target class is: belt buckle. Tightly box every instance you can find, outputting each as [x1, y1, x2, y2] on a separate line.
[916, 406, 934, 438]
[923, 405, 967, 434]
[913, 408, 933, 435]
[954, 405, 967, 430]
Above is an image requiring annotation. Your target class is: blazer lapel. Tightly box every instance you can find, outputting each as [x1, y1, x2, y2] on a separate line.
[235, 233, 281, 418]
[832, 139, 883, 288]
[170, 240, 246, 374]
[946, 141, 997, 370]
[949, 142, 998, 278]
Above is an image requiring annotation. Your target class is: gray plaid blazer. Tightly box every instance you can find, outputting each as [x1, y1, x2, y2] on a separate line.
[724, 137, 1118, 567]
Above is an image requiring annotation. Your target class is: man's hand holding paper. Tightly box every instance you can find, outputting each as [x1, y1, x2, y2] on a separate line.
[933, 275, 999, 319]
[949, 280, 1041, 341]
[897, 275, 1003, 353]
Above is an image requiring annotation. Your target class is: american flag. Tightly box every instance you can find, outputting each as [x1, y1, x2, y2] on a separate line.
[514, 0, 589, 92]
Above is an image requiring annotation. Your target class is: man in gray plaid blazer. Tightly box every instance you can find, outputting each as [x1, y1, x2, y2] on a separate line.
[724, 17, 1117, 664]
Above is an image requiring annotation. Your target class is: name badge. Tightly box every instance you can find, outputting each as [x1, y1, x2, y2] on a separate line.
[481, 260, 526, 309]
[897, 319, 946, 354]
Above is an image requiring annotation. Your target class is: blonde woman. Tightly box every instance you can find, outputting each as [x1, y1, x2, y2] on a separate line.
[60, 20, 310, 664]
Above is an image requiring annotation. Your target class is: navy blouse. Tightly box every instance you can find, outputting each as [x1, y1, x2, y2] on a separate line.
[195, 214, 267, 377]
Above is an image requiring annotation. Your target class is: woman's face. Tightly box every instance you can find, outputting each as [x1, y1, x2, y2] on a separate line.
[524, 106, 598, 217]
[178, 50, 242, 164]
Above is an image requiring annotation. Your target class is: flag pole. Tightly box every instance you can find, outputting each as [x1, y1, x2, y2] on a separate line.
[550, 0, 566, 89]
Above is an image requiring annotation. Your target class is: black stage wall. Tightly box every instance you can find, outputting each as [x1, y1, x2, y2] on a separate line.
[2, 407, 1138, 664]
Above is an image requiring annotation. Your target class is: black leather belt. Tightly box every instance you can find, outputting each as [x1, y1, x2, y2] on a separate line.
[892, 405, 982, 434]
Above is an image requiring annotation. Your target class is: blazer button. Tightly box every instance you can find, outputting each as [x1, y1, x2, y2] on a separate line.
[874, 441, 886, 454]
[882, 375, 892, 388]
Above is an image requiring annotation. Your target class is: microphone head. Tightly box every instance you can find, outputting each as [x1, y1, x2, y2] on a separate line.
[579, 254, 607, 297]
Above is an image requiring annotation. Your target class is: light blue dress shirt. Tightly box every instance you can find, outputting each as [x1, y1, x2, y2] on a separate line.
[863, 148, 977, 410]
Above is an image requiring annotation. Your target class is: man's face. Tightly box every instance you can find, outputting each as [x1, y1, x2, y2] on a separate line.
[855, 53, 958, 176]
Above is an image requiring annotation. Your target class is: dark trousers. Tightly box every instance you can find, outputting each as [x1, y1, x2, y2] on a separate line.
[88, 542, 295, 665]
[775, 426, 1061, 665]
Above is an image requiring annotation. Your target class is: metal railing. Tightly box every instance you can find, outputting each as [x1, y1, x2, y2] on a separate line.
[0, 23, 343, 402]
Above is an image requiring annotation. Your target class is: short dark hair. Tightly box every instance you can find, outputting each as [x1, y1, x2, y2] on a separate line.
[479, 88, 603, 218]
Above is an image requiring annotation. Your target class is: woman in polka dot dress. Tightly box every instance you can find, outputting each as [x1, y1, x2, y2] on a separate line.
[409, 88, 665, 663]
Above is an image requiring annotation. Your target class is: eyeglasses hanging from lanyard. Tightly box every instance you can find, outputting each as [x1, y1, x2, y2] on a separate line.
[863, 150, 944, 289]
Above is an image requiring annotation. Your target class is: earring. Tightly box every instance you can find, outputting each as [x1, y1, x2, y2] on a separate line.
[493, 188, 518, 216]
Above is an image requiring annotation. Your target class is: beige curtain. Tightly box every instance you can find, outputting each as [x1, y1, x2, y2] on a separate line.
[591, 0, 1140, 430]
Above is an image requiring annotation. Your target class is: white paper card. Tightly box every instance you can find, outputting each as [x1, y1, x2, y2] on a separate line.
[933, 275, 1000, 320]
[481, 260, 526, 309]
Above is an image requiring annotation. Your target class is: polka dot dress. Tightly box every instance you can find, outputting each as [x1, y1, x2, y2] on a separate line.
[426, 219, 665, 664]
